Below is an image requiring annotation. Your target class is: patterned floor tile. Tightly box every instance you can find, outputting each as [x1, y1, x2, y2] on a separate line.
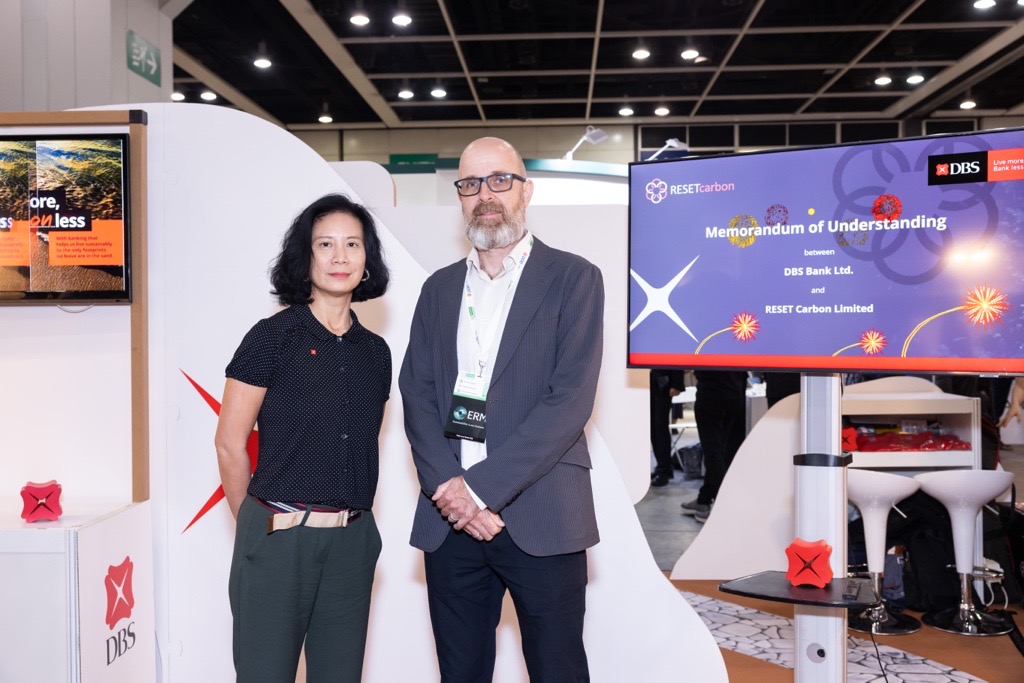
[678, 590, 987, 683]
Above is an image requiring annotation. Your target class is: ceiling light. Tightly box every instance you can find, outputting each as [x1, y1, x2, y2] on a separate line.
[200, 91, 217, 101]
[562, 125, 609, 160]
[318, 102, 332, 124]
[350, 13, 370, 26]
[960, 97, 977, 110]
[632, 48, 651, 60]
[694, 55, 709, 64]
[431, 86, 447, 98]
[654, 106, 670, 116]
[907, 73, 925, 85]
[253, 41, 271, 69]
[619, 106, 634, 116]
[171, 91, 185, 101]
[398, 88, 414, 99]
[681, 48, 699, 60]
[974, 0, 996, 8]
[392, 13, 412, 27]
[874, 75, 892, 86]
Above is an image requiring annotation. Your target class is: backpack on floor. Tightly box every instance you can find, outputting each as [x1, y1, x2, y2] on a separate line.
[883, 491, 961, 612]
[995, 484, 1024, 601]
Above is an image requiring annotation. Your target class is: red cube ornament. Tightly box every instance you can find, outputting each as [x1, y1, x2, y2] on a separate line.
[841, 426, 859, 452]
[20, 480, 63, 522]
[785, 537, 833, 588]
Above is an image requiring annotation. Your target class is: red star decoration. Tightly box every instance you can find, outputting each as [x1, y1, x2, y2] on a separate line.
[180, 371, 259, 533]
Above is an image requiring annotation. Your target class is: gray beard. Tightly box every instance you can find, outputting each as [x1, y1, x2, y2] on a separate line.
[465, 211, 526, 251]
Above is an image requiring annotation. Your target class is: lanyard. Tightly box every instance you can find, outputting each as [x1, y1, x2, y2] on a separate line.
[464, 237, 533, 377]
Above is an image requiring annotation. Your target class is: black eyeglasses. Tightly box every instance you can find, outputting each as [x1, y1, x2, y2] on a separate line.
[453, 172, 527, 196]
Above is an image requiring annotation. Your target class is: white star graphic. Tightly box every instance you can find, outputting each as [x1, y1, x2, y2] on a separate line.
[109, 572, 129, 610]
[629, 256, 699, 341]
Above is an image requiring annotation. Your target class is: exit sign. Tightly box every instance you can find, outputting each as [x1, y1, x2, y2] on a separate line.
[127, 30, 161, 86]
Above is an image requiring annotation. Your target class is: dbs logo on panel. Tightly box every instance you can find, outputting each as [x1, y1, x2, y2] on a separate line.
[104, 556, 135, 630]
[935, 164, 950, 176]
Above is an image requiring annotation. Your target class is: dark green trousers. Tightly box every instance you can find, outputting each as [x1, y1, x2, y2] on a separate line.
[229, 496, 382, 682]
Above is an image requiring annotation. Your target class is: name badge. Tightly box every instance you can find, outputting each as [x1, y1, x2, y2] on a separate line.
[444, 372, 487, 442]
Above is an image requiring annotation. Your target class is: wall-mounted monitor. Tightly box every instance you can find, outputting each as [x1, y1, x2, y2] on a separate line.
[628, 128, 1024, 375]
[0, 134, 131, 303]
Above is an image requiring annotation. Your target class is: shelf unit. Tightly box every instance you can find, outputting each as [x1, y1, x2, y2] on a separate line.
[841, 392, 980, 471]
[840, 391, 983, 595]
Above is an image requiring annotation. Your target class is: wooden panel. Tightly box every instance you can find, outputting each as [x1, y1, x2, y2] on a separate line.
[0, 110, 149, 501]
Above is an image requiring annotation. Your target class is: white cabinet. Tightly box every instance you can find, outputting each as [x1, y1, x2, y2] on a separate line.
[0, 501, 155, 683]
[841, 392, 980, 471]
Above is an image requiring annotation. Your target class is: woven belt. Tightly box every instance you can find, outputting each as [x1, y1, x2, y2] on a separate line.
[266, 508, 362, 534]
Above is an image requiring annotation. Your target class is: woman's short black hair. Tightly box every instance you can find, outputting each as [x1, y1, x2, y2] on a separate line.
[270, 193, 390, 305]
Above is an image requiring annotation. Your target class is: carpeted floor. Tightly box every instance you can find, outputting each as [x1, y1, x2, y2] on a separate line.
[674, 579, 1024, 683]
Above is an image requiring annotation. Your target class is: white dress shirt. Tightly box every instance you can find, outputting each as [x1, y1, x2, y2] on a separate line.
[457, 230, 534, 509]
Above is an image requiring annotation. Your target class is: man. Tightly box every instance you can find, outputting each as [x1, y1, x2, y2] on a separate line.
[679, 370, 747, 523]
[649, 369, 687, 486]
[399, 137, 603, 682]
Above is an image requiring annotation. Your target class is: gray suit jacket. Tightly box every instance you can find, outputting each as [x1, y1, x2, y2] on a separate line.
[399, 238, 603, 556]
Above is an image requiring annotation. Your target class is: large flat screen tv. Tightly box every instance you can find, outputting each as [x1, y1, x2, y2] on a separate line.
[628, 128, 1024, 375]
[0, 134, 131, 303]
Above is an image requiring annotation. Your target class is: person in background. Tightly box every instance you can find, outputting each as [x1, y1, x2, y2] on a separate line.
[214, 194, 391, 683]
[681, 370, 747, 523]
[999, 376, 1024, 427]
[650, 369, 688, 486]
[765, 371, 801, 408]
[400, 137, 603, 682]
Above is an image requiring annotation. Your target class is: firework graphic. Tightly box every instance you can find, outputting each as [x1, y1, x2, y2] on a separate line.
[765, 203, 789, 226]
[833, 329, 887, 356]
[694, 312, 760, 354]
[727, 214, 758, 248]
[871, 194, 902, 221]
[900, 285, 1009, 357]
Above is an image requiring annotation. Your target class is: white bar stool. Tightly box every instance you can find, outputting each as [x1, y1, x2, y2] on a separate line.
[847, 469, 922, 635]
[914, 469, 1015, 636]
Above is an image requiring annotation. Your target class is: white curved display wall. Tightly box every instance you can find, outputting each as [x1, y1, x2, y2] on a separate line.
[133, 104, 727, 682]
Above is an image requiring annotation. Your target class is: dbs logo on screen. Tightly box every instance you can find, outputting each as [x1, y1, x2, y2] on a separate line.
[928, 152, 987, 185]
[645, 178, 668, 204]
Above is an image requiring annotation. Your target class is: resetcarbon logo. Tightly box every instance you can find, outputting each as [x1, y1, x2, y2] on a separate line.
[928, 151, 988, 185]
[645, 178, 668, 204]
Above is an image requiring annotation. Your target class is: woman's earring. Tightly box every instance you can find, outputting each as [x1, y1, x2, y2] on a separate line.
[361, 269, 370, 282]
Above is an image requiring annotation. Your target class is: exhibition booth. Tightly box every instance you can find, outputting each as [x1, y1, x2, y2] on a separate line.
[0, 104, 723, 682]
[1, 104, 1021, 682]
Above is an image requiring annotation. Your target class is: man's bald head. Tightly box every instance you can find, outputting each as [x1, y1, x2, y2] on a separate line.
[458, 137, 526, 177]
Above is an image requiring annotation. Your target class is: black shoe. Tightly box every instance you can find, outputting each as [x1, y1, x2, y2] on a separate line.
[651, 472, 671, 487]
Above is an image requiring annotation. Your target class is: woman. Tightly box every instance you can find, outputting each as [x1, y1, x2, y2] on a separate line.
[1000, 376, 1024, 427]
[214, 193, 390, 682]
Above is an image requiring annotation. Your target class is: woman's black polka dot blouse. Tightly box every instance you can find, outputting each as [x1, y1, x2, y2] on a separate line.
[226, 304, 391, 509]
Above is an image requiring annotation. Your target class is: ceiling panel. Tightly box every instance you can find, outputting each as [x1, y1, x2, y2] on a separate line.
[170, 1, 1024, 131]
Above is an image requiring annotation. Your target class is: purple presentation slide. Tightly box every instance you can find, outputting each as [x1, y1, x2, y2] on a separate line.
[628, 128, 1024, 374]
